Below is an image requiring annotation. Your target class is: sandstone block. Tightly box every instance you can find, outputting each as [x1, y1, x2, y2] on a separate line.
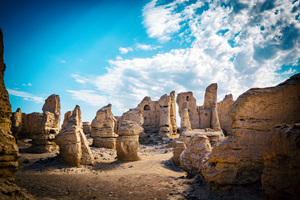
[172, 141, 186, 166]
[116, 135, 140, 161]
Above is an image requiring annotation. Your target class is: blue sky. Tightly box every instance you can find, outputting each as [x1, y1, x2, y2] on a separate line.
[1, 0, 299, 124]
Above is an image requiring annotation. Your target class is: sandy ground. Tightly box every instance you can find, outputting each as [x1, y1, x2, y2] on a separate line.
[14, 138, 265, 200]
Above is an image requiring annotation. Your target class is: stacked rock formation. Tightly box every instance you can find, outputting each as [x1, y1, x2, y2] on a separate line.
[83, 122, 91, 134]
[262, 124, 300, 200]
[117, 107, 143, 128]
[201, 74, 300, 188]
[172, 141, 186, 166]
[180, 102, 191, 133]
[11, 108, 22, 140]
[91, 104, 118, 149]
[117, 120, 143, 161]
[0, 28, 35, 199]
[217, 94, 234, 135]
[55, 105, 94, 166]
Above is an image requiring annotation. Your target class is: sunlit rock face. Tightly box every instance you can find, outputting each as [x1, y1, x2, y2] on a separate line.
[116, 120, 143, 161]
[180, 135, 211, 176]
[56, 105, 94, 167]
[201, 74, 300, 188]
[262, 124, 300, 200]
[91, 104, 118, 149]
[137, 91, 178, 139]
[82, 122, 91, 134]
[217, 94, 234, 136]
[11, 94, 61, 153]
[172, 141, 186, 166]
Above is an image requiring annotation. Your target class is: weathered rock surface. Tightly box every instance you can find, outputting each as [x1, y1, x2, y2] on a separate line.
[10, 94, 61, 153]
[180, 135, 211, 176]
[217, 94, 234, 136]
[117, 120, 143, 161]
[0, 28, 35, 199]
[137, 91, 177, 139]
[0, 29, 18, 181]
[262, 124, 300, 200]
[201, 74, 300, 188]
[82, 122, 91, 134]
[180, 102, 191, 133]
[56, 105, 94, 166]
[203, 83, 217, 109]
[172, 141, 186, 166]
[118, 107, 143, 128]
[91, 104, 118, 149]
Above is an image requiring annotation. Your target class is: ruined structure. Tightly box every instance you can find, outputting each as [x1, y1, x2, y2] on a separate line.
[56, 105, 94, 166]
[83, 122, 91, 134]
[91, 104, 118, 149]
[262, 124, 300, 199]
[117, 107, 143, 128]
[10, 94, 61, 153]
[137, 91, 177, 139]
[0, 28, 35, 199]
[201, 74, 300, 188]
[217, 94, 234, 135]
[116, 120, 143, 161]
[176, 84, 224, 146]
[172, 141, 186, 166]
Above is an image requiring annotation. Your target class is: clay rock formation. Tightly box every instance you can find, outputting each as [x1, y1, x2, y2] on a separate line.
[30, 94, 60, 153]
[172, 141, 186, 166]
[118, 107, 143, 127]
[262, 124, 300, 200]
[0, 29, 19, 181]
[83, 122, 91, 134]
[56, 105, 94, 166]
[203, 83, 217, 109]
[217, 94, 234, 135]
[180, 102, 191, 133]
[61, 110, 73, 130]
[201, 74, 300, 188]
[180, 135, 211, 176]
[117, 120, 143, 161]
[10, 94, 61, 153]
[11, 108, 22, 140]
[137, 91, 177, 139]
[176, 92, 199, 129]
[91, 104, 118, 149]
[0, 28, 35, 199]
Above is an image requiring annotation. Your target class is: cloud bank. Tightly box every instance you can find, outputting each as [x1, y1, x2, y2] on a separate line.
[68, 0, 300, 115]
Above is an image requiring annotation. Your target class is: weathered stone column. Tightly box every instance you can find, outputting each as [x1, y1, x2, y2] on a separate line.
[117, 120, 143, 161]
[91, 104, 118, 149]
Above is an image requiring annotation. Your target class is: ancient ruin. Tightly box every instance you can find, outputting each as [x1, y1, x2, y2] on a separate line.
[91, 104, 118, 149]
[137, 91, 178, 140]
[116, 120, 143, 161]
[176, 83, 224, 146]
[200, 74, 300, 189]
[55, 105, 94, 166]
[10, 94, 61, 153]
[172, 141, 186, 166]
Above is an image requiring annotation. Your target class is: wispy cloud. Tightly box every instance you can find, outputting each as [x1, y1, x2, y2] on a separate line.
[136, 43, 162, 51]
[66, 90, 107, 107]
[71, 74, 88, 84]
[7, 89, 44, 103]
[69, 0, 299, 115]
[119, 47, 133, 54]
[22, 83, 32, 86]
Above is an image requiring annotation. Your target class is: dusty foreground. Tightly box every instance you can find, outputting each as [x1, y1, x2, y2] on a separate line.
[15, 139, 265, 200]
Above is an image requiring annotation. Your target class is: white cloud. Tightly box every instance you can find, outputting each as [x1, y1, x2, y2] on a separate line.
[7, 89, 44, 103]
[22, 83, 32, 86]
[69, 0, 299, 115]
[119, 47, 133, 54]
[66, 90, 107, 107]
[136, 43, 162, 51]
[116, 56, 123, 60]
[71, 74, 87, 84]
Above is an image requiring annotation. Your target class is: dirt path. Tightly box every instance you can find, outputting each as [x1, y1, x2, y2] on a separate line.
[15, 142, 192, 200]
